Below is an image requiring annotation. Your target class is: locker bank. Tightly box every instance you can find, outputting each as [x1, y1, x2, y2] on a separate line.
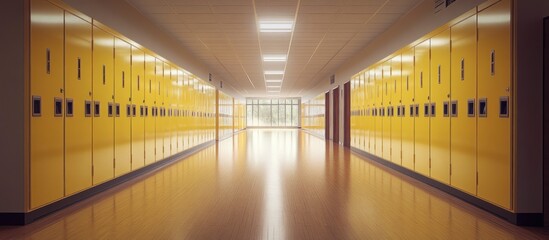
[1, 0, 548, 238]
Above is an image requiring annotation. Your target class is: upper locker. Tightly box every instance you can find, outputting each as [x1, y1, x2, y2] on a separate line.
[450, 14, 478, 195]
[414, 39, 431, 177]
[401, 48, 415, 170]
[144, 54, 156, 166]
[30, 0, 65, 209]
[114, 38, 132, 177]
[391, 54, 403, 166]
[430, 28, 451, 184]
[131, 46, 145, 170]
[64, 11, 93, 195]
[477, 0, 512, 210]
[92, 26, 115, 185]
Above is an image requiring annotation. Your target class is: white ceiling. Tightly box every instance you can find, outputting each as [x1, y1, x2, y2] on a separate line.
[126, 0, 421, 98]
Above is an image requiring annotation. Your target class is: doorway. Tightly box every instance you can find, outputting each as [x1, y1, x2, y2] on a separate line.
[344, 81, 351, 147]
[543, 16, 549, 226]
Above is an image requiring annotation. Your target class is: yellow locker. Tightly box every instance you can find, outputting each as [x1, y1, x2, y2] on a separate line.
[92, 26, 114, 185]
[155, 59, 164, 161]
[163, 63, 172, 157]
[182, 73, 189, 150]
[382, 61, 392, 161]
[131, 46, 145, 170]
[359, 73, 366, 151]
[430, 29, 451, 184]
[169, 66, 178, 154]
[350, 77, 355, 147]
[369, 69, 376, 154]
[477, 0, 512, 209]
[391, 55, 403, 165]
[450, 14, 478, 195]
[414, 39, 431, 176]
[365, 71, 373, 153]
[176, 70, 184, 153]
[64, 12, 93, 195]
[30, 0, 64, 209]
[114, 38, 132, 177]
[144, 54, 156, 165]
[401, 48, 415, 170]
[374, 66, 383, 157]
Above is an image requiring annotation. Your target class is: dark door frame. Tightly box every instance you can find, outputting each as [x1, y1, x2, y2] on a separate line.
[344, 81, 351, 147]
[543, 16, 549, 226]
[325, 91, 330, 140]
[333, 86, 340, 143]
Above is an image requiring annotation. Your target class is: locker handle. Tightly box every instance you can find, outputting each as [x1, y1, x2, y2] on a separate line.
[54, 98, 63, 117]
[431, 103, 436, 117]
[443, 101, 449, 117]
[145, 106, 149, 117]
[499, 96, 509, 118]
[140, 106, 144, 117]
[409, 105, 414, 117]
[116, 103, 121, 117]
[132, 104, 137, 117]
[108, 102, 113, 117]
[479, 98, 488, 117]
[424, 103, 429, 117]
[85, 101, 92, 117]
[397, 106, 401, 117]
[451, 101, 458, 117]
[460, 59, 465, 81]
[467, 99, 475, 117]
[102, 65, 106, 85]
[127, 104, 131, 117]
[401, 106, 406, 117]
[46, 49, 51, 74]
[94, 101, 100, 117]
[415, 104, 419, 117]
[32, 96, 41, 117]
[490, 50, 495, 76]
[77, 58, 81, 80]
[66, 99, 74, 117]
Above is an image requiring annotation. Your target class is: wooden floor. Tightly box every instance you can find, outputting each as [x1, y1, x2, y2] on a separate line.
[1, 129, 548, 239]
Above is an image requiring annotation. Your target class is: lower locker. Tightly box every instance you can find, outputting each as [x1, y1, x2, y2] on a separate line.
[114, 38, 131, 177]
[131, 47, 145, 170]
[155, 59, 164, 161]
[375, 67, 383, 157]
[414, 39, 431, 177]
[382, 63, 392, 161]
[391, 55, 402, 165]
[401, 47, 415, 170]
[144, 55, 156, 166]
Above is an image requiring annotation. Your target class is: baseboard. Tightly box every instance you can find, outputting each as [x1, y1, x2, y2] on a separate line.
[350, 147, 544, 227]
[0, 139, 217, 226]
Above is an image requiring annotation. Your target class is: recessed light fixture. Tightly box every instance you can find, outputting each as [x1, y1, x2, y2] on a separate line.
[259, 21, 293, 32]
[266, 86, 281, 88]
[264, 70, 284, 75]
[263, 55, 287, 62]
[265, 80, 282, 83]
[267, 90, 280, 93]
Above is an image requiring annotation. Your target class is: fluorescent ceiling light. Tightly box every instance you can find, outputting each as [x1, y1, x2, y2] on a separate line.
[265, 80, 282, 83]
[266, 86, 281, 88]
[264, 70, 284, 75]
[267, 90, 280, 93]
[259, 21, 293, 32]
[263, 55, 287, 62]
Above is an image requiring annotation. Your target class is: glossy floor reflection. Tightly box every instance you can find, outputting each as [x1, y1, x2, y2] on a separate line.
[1, 129, 548, 239]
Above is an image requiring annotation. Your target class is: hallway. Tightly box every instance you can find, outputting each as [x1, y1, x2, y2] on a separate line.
[0, 129, 547, 239]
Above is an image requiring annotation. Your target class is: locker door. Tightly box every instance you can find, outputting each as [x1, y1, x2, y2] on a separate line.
[430, 29, 451, 184]
[30, 0, 64, 209]
[155, 59, 164, 161]
[450, 14, 477, 195]
[131, 46, 145, 170]
[477, 0, 512, 209]
[144, 54, 156, 165]
[382, 61, 392, 161]
[401, 48, 415, 170]
[391, 55, 403, 165]
[360, 73, 367, 152]
[366, 71, 372, 153]
[350, 77, 356, 148]
[414, 39, 431, 177]
[182, 73, 189, 150]
[177, 70, 184, 153]
[114, 38, 131, 177]
[64, 12, 92, 195]
[374, 66, 383, 157]
[92, 26, 114, 185]
[369, 69, 377, 154]
[163, 63, 172, 157]
[170, 67, 178, 153]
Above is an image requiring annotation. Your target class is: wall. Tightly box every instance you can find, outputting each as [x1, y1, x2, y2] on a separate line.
[0, 0, 28, 213]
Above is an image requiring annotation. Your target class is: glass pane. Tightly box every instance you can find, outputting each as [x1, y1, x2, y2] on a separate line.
[279, 105, 285, 126]
[247, 99, 252, 104]
[285, 99, 292, 104]
[253, 99, 259, 105]
[292, 105, 298, 126]
[252, 105, 259, 126]
[272, 99, 279, 104]
[286, 105, 292, 126]
[272, 105, 279, 126]
[259, 105, 271, 126]
[247, 105, 252, 127]
[259, 99, 271, 105]
[292, 99, 298, 105]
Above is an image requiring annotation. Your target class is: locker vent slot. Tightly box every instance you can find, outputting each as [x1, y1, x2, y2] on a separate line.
[46, 49, 51, 74]
[490, 50, 495, 76]
[54, 98, 63, 117]
[149, 80, 152, 93]
[127, 104, 131, 117]
[116, 103, 120, 117]
[406, 76, 409, 91]
[66, 99, 74, 117]
[108, 103, 113, 117]
[431, 103, 436, 117]
[138, 76, 140, 91]
[451, 101, 458, 117]
[467, 99, 475, 117]
[424, 103, 429, 117]
[499, 97, 509, 118]
[85, 101, 92, 117]
[438, 65, 441, 84]
[77, 58, 81, 80]
[102, 65, 106, 85]
[443, 101, 449, 117]
[479, 98, 487, 117]
[32, 96, 41, 117]
[460, 59, 465, 81]
[420, 72, 423, 88]
[94, 102, 100, 117]
[132, 105, 137, 117]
